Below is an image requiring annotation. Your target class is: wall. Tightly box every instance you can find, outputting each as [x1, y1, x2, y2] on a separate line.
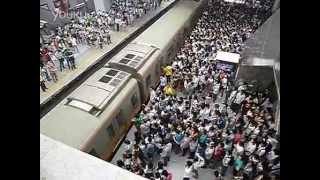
[40, 0, 97, 29]
[237, 65, 274, 89]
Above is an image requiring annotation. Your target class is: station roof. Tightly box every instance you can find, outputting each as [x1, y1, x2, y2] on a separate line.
[215, 51, 240, 64]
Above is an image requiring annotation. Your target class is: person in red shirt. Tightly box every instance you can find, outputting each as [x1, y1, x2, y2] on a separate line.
[162, 170, 173, 180]
[40, 47, 51, 63]
[234, 129, 243, 144]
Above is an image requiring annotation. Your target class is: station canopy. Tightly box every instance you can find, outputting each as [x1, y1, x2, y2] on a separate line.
[224, 0, 245, 4]
[215, 51, 240, 64]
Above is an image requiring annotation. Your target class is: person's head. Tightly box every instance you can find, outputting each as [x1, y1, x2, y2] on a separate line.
[162, 170, 169, 177]
[124, 139, 130, 145]
[155, 172, 161, 178]
[158, 161, 164, 169]
[116, 159, 124, 167]
[186, 160, 193, 167]
[214, 170, 219, 177]
[148, 162, 153, 169]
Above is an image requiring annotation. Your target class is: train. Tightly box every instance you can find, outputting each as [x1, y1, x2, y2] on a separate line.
[40, 0, 208, 161]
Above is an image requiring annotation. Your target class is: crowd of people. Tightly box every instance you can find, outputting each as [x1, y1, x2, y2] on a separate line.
[114, 0, 279, 179]
[40, 0, 166, 92]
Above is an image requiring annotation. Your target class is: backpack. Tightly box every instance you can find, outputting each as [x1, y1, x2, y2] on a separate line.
[199, 135, 208, 144]
[217, 117, 226, 129]
[147, 143, 155, 154]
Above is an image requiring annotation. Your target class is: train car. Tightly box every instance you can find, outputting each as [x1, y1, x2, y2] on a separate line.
[41, 0, 208, 161]
[40, 68, 141, 161]
[106, 0, 207, 103]
[132, 0, 207, 66]
[106, 43, 160, 104]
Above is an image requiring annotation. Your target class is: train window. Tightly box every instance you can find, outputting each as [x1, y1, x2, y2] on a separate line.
[125, 54, 135, 59]
[106, 125, 115, 137]
[89, 107, 100, 116]
[146, 75, 152, 88]
[128, 61, 139, 67]
[131, 93, 138, 107]
[109, 79, 121, 87]
[116, 72, 127, 80]
[89, 148, 99, 157]
[156, 63, 160, 76]
[167, 45, 175, 60]
[160, 57, 165, 66]
[106, 69, 119, 76]
[134, 56, 143, 61]
[116, 111, 125, 126]
[99, 76, 112, 84]
[119, 58, 130, 64]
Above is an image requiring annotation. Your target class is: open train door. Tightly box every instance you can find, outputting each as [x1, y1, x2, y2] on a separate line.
[214, 51, 240, 81]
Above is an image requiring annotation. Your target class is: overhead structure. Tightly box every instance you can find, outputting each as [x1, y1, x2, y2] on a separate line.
[40, 134, 147, 180]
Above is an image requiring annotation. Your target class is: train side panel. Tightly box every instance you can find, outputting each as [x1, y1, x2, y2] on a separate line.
[82, 78, 141, 160]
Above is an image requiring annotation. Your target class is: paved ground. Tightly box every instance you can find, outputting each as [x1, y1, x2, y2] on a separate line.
[40, 0, 175, 104]
[110, 93, 236, 180]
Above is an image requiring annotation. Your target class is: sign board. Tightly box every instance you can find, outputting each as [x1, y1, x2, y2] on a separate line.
[215, 51, 240, 64]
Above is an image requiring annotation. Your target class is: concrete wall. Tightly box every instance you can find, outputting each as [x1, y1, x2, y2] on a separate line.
[40, 0, 100, 29]
[237, 65, 274, 89]
[241, 9, 280, 61]
[93, 0, 112, 11]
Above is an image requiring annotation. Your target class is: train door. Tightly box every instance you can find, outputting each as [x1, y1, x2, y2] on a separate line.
[105, 122, 117, 159]
[130, 92, 140, 119]
[146, 74, 152, 92]
[155, 62, 161, 85]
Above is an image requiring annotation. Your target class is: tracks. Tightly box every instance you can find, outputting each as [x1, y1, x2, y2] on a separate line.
[40, 0, 180, 119]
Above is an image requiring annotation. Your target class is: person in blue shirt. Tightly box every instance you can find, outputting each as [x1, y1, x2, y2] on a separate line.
[198, 130, 209, 145]
[233, 156, 244, 176]
[173, 130, 184, 154]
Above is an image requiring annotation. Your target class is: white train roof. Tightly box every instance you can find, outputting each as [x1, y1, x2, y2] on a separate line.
[108, 43, 158, 71]
[41, 134, 147, 180]
[132, 0, 203, 49]
[68, 67, 130, 111]
[40, 68, 133, 149]
[215, 51, 240, 64]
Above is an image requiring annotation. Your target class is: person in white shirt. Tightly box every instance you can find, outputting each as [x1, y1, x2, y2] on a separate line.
[160, 75, 167, 90]
[204, 142, 215, 167]
[221, 151, 232, 176]
[232, 91, 246, 113]
[180, 134, 191, 156]
[184, 160, 194, 179]
[160, 142, 172, 166]
[228, 89, 237, 105]
[233, 142, 244, 159]
[189, 139, 198, 159]
[244, 139, 257, 156]
[192, 153, 205, 178]
[71, 36, 79, 53]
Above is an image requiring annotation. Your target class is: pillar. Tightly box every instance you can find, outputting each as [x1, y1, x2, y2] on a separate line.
[272, 0, 280, 12]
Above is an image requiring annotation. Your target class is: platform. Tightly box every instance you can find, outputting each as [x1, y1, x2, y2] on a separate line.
[111, 94, 236, 180]
[40, 0, 176, 105]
